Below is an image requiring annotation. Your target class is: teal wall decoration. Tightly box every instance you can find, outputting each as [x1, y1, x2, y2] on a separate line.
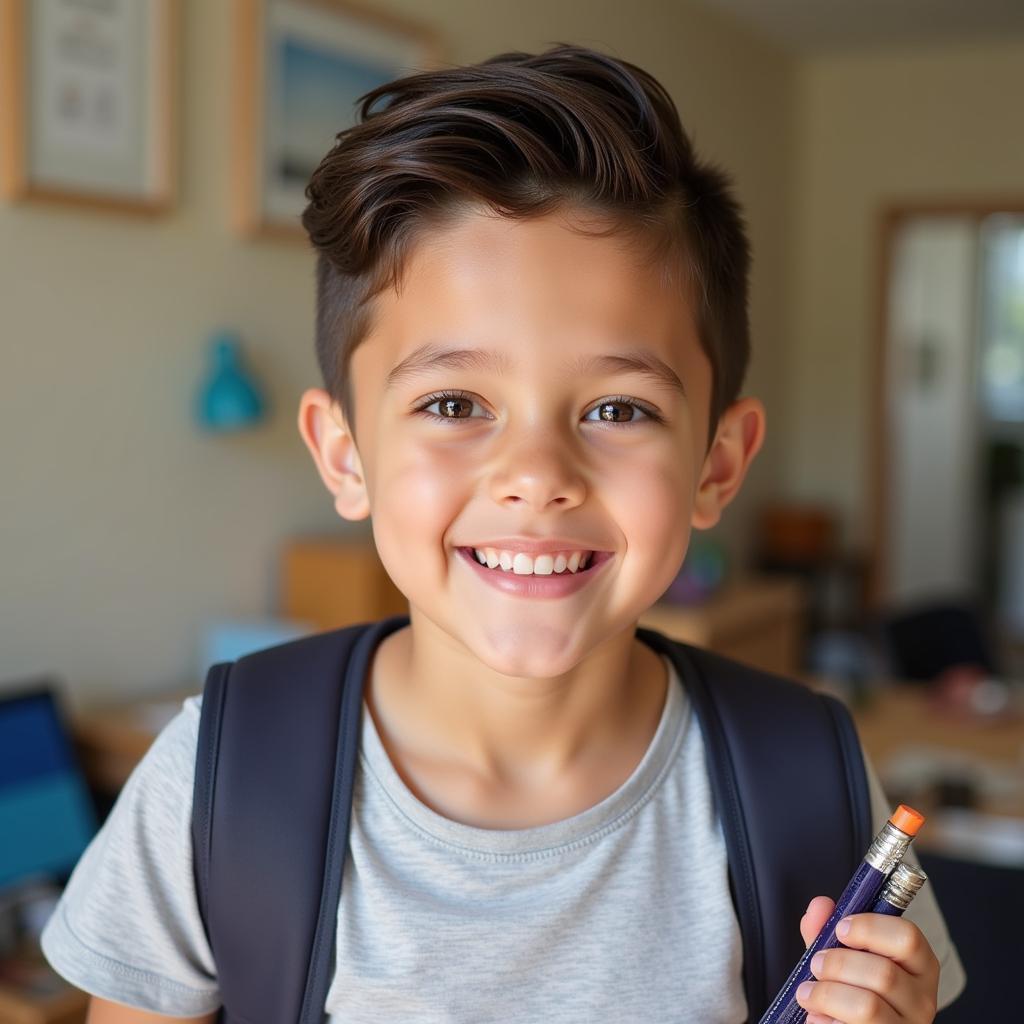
[194, 330, 268, 431]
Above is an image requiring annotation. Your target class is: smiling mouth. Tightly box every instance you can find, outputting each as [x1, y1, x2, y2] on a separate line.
[457, 548, 611, 575]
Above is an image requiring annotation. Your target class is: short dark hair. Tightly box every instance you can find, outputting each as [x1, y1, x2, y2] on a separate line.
[301, 42, 751, 447]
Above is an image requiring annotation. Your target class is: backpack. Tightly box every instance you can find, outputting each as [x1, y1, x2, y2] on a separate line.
[191, 613, 871, 1023]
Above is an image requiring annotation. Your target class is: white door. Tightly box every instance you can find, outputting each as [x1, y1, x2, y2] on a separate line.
[884, 217, 981, 604]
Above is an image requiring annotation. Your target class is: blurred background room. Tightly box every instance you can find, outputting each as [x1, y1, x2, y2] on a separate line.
[2, 0, 1023, 1020]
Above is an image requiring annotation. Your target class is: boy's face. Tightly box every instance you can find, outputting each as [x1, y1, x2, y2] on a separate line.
[300, 207, 764, 679]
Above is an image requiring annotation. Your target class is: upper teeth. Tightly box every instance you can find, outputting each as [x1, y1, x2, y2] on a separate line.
[471, 548, 593, 575]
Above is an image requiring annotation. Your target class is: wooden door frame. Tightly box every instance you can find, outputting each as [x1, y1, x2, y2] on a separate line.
[868, 198, 1024, 609]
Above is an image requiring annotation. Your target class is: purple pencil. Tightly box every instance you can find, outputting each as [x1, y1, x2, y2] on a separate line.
[757, 805, 926, 1024]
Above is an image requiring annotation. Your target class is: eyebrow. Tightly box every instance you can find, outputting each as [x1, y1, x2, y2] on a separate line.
[384, 343, 686, 398]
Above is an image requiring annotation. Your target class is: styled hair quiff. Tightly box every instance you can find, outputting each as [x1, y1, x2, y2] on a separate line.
[301, 42, 751, 447]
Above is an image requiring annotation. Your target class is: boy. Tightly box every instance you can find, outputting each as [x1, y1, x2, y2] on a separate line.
[41, 43, 965, 1023]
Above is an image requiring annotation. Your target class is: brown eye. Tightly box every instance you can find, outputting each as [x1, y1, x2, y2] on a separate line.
[438, 397, 471, 418]
[598, 402, 630, 422]
[584, 398, 656, 424]
[415, 390, 487, 422]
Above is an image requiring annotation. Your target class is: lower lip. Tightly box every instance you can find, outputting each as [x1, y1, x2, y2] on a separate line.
[456, 547, 612, 599]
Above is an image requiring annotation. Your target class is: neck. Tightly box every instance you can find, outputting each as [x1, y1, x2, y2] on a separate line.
[367, 609, 668, 791]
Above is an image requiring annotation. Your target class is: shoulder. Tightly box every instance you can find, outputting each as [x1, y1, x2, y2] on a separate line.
[133, 694, 203, 803]
[85, 690, 204, 843]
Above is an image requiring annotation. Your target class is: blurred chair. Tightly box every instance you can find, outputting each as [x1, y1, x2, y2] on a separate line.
[919, 850, 1021, 1020]
[878, 598, 998, 682]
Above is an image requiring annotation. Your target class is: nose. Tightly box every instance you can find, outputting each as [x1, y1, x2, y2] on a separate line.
[487, 429, 587, 511]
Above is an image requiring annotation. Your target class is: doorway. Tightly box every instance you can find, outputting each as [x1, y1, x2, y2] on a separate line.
[872, 204, 1024, 662]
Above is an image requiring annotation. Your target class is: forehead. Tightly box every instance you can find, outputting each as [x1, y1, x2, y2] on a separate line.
[354, 207, 705, 384]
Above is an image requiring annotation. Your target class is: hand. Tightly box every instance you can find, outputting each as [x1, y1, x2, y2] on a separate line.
[795, 895, 940, 1024]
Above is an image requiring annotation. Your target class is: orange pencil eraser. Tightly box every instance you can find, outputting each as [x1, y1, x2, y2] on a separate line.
[889, 804, 925, 836]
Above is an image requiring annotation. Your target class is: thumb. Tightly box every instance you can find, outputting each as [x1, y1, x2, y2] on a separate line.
[800, 896, 835, 948]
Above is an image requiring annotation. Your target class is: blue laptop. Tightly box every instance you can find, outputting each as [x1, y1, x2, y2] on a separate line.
[0, 681, 99, 896]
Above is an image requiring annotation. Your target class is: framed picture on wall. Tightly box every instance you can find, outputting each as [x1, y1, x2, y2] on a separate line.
[0, 0, 179, 214]
[231, 0, 445, 240]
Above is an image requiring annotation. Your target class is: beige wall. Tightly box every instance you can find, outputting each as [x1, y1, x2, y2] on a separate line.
[1, 0, 795, 705]
[786, 39, 1024, 551]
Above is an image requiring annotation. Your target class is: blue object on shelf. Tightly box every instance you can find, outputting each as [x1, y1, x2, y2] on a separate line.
[194, 330, 267, 431]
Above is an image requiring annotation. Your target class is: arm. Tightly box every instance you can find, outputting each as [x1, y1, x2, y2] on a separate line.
[87, 996, 218, 1023]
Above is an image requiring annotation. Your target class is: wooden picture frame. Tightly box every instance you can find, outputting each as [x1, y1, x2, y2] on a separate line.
[0, 0, 179, 215]
[231, 0, 445, 241]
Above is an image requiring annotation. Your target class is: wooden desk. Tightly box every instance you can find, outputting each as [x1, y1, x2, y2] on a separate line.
[849, 686, 1024, 772]
[844, 684, 1024, 823]
[774, 673, 1024, 870]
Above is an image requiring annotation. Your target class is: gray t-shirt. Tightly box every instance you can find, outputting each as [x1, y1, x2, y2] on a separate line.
[41, 655, 966, 1020]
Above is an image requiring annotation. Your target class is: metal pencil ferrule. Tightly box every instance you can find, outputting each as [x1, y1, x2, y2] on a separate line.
[864, 820, 914, 873]
[878, 862, 928, 910]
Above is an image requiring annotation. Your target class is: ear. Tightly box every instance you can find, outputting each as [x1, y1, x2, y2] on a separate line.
[691, 396, 766, 530]
[296, 387, 371, 521]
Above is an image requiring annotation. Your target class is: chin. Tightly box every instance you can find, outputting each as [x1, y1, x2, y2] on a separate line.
[471, 623, 594, 679]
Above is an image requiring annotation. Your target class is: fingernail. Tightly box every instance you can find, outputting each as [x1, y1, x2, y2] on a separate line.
[796, 981, 815, 1003]
[836, 918, 851, 939]
[810, 951, 825, 976]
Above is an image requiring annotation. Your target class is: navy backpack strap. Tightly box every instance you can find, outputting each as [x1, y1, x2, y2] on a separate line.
[635, 627, 871, 1022]
[191, 613, 411, 1024]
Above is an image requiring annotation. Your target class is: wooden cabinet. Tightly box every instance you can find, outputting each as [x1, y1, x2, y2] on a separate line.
[280, 537, 407, 631]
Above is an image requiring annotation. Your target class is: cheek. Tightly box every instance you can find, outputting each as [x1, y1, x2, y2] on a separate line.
[604, 445, 693, 587]
[370, 437, 469, 577]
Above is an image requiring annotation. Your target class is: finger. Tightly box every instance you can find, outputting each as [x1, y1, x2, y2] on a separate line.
[801, 896, 836, 948]
[834, 913, 940, 979]
[810, 946, 924, 1020]
[796, 979, 901, 1024]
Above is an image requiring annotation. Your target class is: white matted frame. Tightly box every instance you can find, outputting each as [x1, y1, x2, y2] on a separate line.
[231, 0, 445, 241]
[0, 0, 179, 214]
